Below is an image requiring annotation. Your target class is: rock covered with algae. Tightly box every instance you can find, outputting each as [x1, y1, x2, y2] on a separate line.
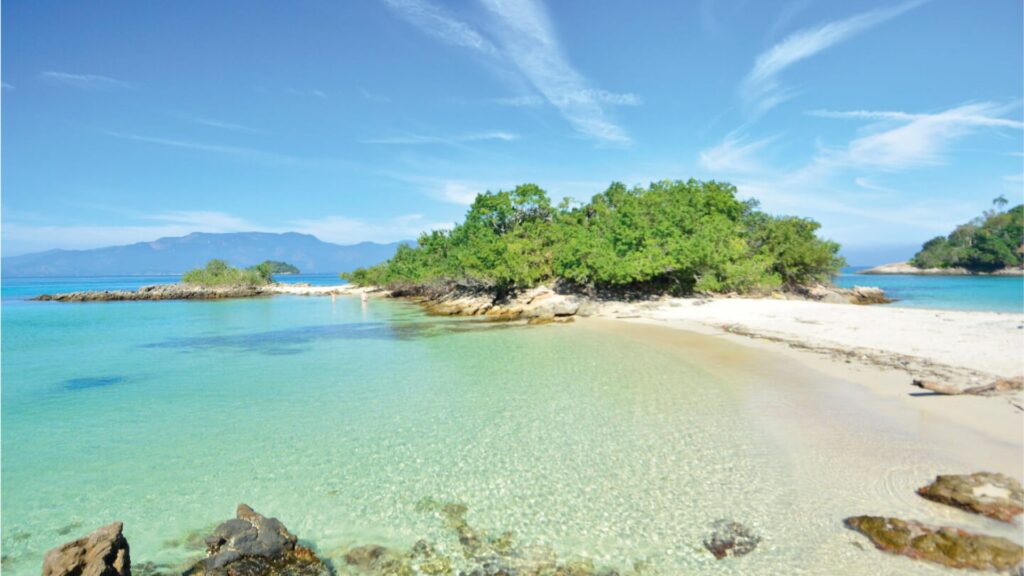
[844, 515, 1023, 572]
[917, 472, 1024, 524]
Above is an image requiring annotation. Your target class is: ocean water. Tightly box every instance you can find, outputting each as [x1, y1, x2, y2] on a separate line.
[836, 269, 1023, 313]
[2, 278, 1019, 575]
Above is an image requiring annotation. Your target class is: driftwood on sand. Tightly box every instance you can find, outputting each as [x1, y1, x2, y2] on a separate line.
[911, 376, 1023, 396]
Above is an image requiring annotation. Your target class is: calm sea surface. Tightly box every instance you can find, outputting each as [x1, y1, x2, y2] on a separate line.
[836, 269, 1023, 313]
[2, 275, 1018, 575]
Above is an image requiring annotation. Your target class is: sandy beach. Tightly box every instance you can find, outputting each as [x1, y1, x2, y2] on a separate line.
[590, 297, 1024, 378]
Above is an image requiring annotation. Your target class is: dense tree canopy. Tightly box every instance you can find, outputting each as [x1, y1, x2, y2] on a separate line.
[251, 260, 300, 274]
[182, 259, 274, 286]
[911, 201, 1023, 272]
[342, 180, 845, 295]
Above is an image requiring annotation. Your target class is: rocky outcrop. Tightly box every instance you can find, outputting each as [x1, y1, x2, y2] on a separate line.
[35, 283, 371, 302]
[860, 262, 1024, 276]
[800, 284, 893, 305]
[184, 504, 328, 576]
[917, 473, 1024, 523]
[703, 520, 760, 559]
[416, 285, 581, 322]
[42, 521, 130, 576]
[844, 515, 1023, 572]
[33, 284, 272, 302]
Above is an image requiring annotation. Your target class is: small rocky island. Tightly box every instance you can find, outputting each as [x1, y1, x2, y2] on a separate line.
[862, 199, 1023, 276]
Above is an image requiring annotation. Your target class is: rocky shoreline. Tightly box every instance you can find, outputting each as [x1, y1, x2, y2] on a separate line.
[388, 283, 891, 323]
[31, 283, 364, 302]
[859, 261, 1024, 276]
[40, 471, 1023, 576]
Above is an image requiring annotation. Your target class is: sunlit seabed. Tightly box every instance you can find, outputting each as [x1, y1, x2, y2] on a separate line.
[2, 286, 1020, 575]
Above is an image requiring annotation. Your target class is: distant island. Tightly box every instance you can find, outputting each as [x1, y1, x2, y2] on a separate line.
[862, 197, 1023, 276]
[343, 180, 845, 296]
[1, 232, 406, 277]
[251, 260, 300, 274]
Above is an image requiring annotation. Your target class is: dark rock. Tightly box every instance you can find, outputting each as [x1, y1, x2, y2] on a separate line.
[184, 504, 328, 576]
[702, 520, 761, 559]
[917, 472, 1024, 523]
[41, 521, 130, 576]
[844, 515, 1023, 571]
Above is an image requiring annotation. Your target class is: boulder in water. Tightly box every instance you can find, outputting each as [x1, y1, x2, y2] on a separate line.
[42, 521, 130, 576]
[702, 520, 761, 559]
[844, 515, 1023, 571]
[184, 504, 328, 576]
[917, 472, 1024, 523]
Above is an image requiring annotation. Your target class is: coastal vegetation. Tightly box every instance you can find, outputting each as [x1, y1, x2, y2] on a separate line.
[342, 180, 844, 295]
[250, 260, 300, 274]
[182, 259, 273, 286]
[911, 197, 1023, 272]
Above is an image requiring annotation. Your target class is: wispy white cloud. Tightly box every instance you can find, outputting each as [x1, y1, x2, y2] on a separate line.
[362, 131, 519, 145]
[699, 133, 780, 173]
[2, 82, 14, 90]
[439, 182, 483, 205]
[809, 108, 1024, 128]
[816, 102, 1024, 170]
[359, 87, 392, 103]
[494, 95, 545, 107]
[285, 213, 454, 244]
[742, 0, 925, 115]
[495, 90, 641, 108]
[381, 0, 498, 54]
[39, 70, 133, 90]
[479, 0, 631, 144]
[286, 87, 328, 99]
[381, 0, 634, 144]
[177, 114, 262, 133]
[104, 132, 299, 164]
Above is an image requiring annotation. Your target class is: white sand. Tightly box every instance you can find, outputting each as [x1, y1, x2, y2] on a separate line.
[592, 297, 1024, 378]
[267, 284, 368, 296]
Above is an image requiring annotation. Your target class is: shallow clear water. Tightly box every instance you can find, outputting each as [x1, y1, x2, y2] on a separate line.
[836, 269, 1023, 313]
[2, 278, 1019, 575]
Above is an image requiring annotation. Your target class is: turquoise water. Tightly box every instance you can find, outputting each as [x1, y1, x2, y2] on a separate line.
[2, 278, 1018, 575]
[835, 269, 1023, 313]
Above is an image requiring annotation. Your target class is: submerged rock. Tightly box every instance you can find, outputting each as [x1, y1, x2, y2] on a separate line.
[42, 521, 130, 576]
[844, 515, 1023, 571]
[184, 504, 329, 576]
[702, 520, 761, 559]
[917, 472, 1024, 523]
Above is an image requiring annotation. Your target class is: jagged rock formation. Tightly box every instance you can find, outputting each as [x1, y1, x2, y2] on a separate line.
[41, 521, 130, 576]
[183, 504, 329, 576]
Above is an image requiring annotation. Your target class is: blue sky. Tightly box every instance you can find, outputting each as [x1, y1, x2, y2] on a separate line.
[2, 0, 1022, 264]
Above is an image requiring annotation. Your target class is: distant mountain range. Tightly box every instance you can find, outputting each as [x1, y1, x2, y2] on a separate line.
[2, 232, 406, 277]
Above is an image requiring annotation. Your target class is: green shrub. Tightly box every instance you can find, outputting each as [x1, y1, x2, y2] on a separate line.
[182, 259, 272, 286]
